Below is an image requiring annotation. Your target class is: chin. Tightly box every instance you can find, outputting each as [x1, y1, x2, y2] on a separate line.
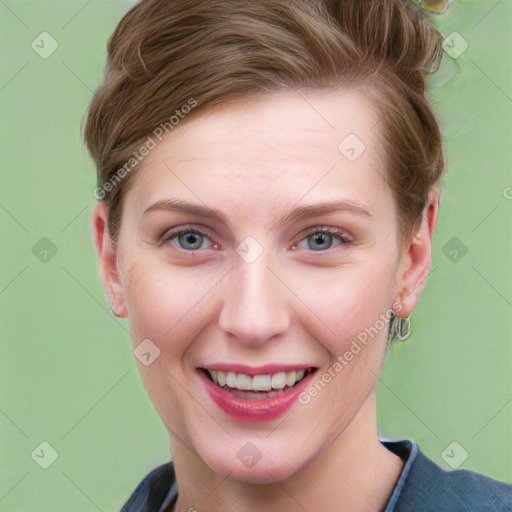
[200, 443, 309, 484]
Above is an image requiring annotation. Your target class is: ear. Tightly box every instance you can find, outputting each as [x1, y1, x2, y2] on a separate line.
[91, 201, 128, 318]
[393, 189, 439, 317]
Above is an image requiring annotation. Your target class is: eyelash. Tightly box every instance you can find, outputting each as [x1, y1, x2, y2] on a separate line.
[159, 225, 353, 254]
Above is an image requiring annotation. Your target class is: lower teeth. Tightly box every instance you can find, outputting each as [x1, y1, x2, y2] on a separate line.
[227, 388, 290, 399]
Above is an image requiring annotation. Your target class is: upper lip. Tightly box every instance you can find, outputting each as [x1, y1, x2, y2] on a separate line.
[198, 364, 317, 375]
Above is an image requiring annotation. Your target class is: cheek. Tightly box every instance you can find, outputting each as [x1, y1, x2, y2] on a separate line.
[121, 258, 213, 426]
[289, 258, 395, 352]
[121, 257, 219, 350]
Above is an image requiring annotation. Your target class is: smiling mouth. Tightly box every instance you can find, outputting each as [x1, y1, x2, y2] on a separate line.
[198, 367, 316, 399]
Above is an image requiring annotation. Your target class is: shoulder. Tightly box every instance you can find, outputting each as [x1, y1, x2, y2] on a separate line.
[118, 461, 176, 512]
[394, 442, 512, 512]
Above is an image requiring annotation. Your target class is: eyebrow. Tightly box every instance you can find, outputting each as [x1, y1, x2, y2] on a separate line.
[143, 198, 372, 226]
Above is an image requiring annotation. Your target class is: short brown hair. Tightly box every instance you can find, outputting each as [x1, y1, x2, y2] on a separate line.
[83, 0, 446, 253]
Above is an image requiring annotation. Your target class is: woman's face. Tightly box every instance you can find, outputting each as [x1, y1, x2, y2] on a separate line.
[94, 90, 433, 483]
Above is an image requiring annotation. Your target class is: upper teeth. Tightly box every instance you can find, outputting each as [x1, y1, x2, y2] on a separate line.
[206, 369, 307, 391]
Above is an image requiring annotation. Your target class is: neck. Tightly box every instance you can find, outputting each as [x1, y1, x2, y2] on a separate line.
[170, 390, 404, 512]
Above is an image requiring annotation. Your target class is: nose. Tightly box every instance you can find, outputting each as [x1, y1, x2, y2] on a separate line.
[218, 251, 290, 347]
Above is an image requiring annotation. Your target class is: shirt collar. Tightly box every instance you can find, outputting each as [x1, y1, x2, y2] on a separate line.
[380, 438, 419, 512]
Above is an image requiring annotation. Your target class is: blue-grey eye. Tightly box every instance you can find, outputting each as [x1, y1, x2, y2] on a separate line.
[295, 229, 349, 251]
[307, 232, 337, 251]
[163, 229, 213, 251]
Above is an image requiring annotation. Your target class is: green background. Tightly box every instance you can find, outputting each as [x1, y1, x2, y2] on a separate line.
[1, 0, 511, 510]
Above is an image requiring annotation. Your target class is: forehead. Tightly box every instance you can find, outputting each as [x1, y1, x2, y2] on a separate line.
[126, 90, 386, 213]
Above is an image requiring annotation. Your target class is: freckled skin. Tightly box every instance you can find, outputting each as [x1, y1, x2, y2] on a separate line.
[92, 90, 438, 512]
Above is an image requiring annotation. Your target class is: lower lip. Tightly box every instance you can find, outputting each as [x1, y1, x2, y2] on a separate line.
[197, 369, 317, 422]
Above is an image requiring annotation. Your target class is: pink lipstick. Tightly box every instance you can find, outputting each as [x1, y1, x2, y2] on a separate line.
[197, 366, 317, 422]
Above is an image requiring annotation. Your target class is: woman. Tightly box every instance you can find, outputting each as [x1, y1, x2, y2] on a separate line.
[84, 0, 512, 510]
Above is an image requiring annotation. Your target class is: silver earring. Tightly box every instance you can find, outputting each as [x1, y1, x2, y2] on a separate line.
[388, 310, 411, 343]
[395, 315, 411, 341]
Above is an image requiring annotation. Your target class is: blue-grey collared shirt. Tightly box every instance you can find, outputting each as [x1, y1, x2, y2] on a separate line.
[119, 439, 512, 511]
